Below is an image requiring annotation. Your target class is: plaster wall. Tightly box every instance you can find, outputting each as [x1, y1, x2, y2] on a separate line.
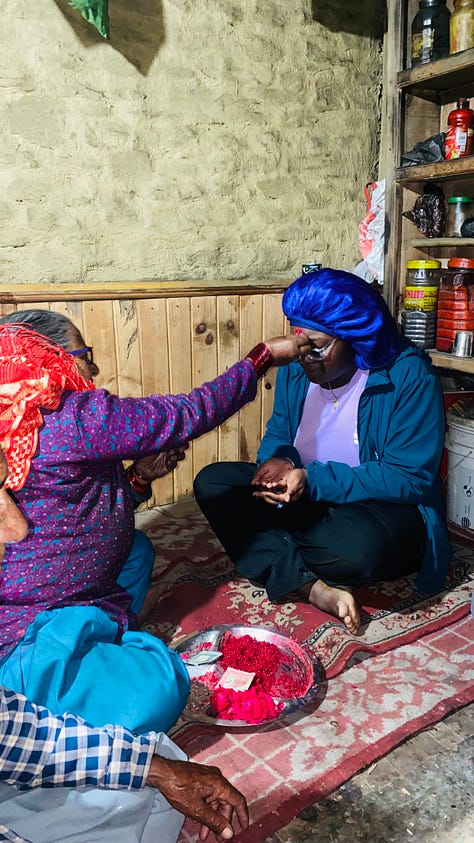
[1, 1, 383, 285]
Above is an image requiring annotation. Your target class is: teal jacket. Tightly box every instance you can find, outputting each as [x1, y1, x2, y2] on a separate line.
[257, 343, 451, 594]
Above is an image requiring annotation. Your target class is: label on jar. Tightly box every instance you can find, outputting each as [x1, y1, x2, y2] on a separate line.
[404, 285, 439, 311]
[411, 29, 434, 63]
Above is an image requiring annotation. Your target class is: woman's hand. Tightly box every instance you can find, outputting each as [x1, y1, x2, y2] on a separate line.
[146, 756, 249, 841]
[133, 444, 189, 481]
[263, 333, 311, 365]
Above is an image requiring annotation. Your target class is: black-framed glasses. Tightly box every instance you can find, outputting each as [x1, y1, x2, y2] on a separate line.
[68, 346, 94, 365]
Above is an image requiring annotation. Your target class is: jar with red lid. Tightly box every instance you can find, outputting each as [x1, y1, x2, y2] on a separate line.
[436, 257, 474, 352]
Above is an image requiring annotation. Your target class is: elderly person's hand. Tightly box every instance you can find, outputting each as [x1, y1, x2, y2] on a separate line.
[146, 756, 249, 840]
[263, 333, 310, 365]
[133, 444, 189, 482]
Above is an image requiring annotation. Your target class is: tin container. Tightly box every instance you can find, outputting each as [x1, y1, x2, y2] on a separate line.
[436, 257, 474, 352]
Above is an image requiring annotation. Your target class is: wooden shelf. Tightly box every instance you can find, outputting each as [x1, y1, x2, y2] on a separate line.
[397, 47, 474, 102]
[411, 237, 474, 249]
[428, 350, 474, 373]
[395, 157, 474, 185]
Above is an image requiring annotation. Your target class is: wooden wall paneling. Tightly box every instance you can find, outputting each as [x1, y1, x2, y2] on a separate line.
[190, 295, 219, 482]
[49, 301, 85, 338]
[137, 299, 174, 506]
[216, 295, 240, 462]
[261, 293, 285, 438]
[82, 300, 117, 394]
[238, 294, 264, 462]
[113, 300, 142, 398]
[168, 297, 194, 500]
[0, 303, 17, 317]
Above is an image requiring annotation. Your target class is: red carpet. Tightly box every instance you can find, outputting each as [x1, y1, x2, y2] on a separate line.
[138, 508, 474, 842]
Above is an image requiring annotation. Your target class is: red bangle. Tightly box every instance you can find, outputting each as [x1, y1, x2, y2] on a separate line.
[245, 343, 274, 377]
[127, 465, 150, 494]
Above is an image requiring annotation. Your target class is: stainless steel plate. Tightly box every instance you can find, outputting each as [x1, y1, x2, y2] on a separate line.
[172, 624, 322, 727]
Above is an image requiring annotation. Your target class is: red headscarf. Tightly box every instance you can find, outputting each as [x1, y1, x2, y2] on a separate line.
[0, 324, 94, 490]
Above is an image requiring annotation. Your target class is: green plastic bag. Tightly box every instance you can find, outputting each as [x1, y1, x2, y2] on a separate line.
[67, 0, 109, 39]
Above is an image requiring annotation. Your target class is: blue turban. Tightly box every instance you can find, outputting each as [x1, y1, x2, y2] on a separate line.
[282, 268, 401, 370]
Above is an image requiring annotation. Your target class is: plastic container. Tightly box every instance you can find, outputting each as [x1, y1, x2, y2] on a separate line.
[450, 0, 474, 54]
[411, 0, 451, 65]
[446, 196, 474, 235]
[444, 98, 474, 159]
[445, 402, 474, 532]
[401, 260, 441, 348]
[436, 257, 474, 351]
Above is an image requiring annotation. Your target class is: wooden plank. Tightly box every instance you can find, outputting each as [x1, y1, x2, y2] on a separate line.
[261, 293, 285, 439]
[113, 300, 142, 398]
[49, 301, 85, 338]
[429, 351, 474, 374]
[137, 299, 174, 506]
[239, 294, 264, 462]
[0, 303, 17, 317]
[217, 295, 240, 462]
[0, 281, 287, 303]
[190, 296, 219, 481]
[395, 157, 474, 184]
[168, 297, 194, 500]
[82, 301, 117, 394]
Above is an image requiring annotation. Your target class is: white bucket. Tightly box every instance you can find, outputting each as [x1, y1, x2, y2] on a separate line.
[445, 414, 474, 532]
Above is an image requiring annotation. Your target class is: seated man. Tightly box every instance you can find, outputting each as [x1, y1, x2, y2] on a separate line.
[194, 268, 451, 634]
[0, 320, 309, 733]
[0, 445, 248, 843]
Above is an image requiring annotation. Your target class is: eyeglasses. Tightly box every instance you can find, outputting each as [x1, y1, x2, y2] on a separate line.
[68, 346, 94, 365]
[299, 337, 337, 361]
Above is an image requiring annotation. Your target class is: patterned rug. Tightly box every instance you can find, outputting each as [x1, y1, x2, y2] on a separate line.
[137, 508, 474, 842]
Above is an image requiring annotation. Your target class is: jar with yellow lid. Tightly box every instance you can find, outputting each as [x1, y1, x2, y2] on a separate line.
[450, 0, 474, 54]
[401, 260, 441, 348]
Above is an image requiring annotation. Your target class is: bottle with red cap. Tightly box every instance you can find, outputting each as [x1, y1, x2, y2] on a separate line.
[444, 98, 474, 159]
[436, 257, 474, 352]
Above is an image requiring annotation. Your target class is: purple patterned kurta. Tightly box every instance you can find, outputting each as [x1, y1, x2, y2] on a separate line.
[0, 360, 257, 663]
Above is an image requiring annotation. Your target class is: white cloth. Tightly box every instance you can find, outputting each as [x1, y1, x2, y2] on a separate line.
[0, 734, 187, 843]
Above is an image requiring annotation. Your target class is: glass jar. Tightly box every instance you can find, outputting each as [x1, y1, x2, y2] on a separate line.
[450, 0, 474, 54]
[402, 260, 441, 348]
[446, 196, 474, 236]
[436, 257, 474, 352]
[411, 0, 451, 65]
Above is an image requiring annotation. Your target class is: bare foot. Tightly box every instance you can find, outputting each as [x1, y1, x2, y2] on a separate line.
[300, 579, 360, 634]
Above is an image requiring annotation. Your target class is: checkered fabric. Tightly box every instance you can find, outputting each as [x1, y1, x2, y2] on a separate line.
[0, 686, 157, 842]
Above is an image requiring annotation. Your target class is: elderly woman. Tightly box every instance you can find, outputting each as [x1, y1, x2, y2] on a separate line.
[0, 321, 309, 734]
[194, 268, 451, 634]
[0, 308, 188, 624]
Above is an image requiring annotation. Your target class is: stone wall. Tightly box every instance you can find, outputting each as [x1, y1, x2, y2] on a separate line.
[1, 0, 383, 285]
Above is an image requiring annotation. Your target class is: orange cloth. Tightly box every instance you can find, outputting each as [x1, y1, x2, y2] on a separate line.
[0, 325, 93, 490]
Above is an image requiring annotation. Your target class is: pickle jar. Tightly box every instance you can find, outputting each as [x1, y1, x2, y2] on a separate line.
[450, 0, 474, 54]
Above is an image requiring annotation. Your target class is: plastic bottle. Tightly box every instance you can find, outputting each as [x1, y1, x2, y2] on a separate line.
[444, 98, 474, 160]
[450, 0, 474, 54]
[411, 0, 451, 66]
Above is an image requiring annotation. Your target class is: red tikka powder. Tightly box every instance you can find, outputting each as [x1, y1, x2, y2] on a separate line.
[220, 633, 284, 693]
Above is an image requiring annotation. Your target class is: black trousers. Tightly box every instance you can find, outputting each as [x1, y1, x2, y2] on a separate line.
[194, 462, 427, 601]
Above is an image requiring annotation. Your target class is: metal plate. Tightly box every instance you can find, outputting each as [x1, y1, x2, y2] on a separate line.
[172, 624, 322, 727]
